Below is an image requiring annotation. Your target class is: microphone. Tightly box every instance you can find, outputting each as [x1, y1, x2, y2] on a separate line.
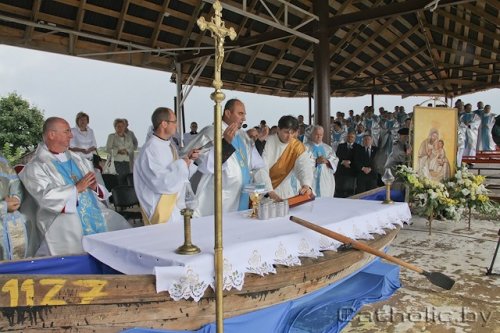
[242, 123, 248, 128]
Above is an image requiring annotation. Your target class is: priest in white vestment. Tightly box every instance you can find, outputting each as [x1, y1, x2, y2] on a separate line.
[182, 99, 274, 217]
[305, 125, 338, 197]
[260, 115, 314, 199]
[134, 107, 199, 224]
[19, 117, 131, 256]
[476, 105, 497, 151]
[459, 103, 481, 157]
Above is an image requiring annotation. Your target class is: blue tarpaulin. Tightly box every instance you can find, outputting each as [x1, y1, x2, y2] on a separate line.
[0, 189, 404, 332]
[0, 254, 119, 274]
[122, 259, 400, 333]
[360, 189, 405, 202]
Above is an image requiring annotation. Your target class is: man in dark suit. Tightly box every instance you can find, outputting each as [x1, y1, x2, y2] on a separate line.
[335, 131, 359, 197]
[354, 134, 378, 194]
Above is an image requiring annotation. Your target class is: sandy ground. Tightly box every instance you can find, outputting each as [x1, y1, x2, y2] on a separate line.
[343, 215, 500, 333]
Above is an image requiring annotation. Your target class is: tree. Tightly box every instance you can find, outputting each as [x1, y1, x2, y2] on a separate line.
[0, 92, 44, 153]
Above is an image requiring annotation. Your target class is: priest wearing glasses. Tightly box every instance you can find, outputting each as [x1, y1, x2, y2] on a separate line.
[19, 117, 131, 256]
[182, 98, 274, 217]
[134, 107, 199, 224]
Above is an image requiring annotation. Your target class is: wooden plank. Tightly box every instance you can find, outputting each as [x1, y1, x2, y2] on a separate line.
[0, 229, 399, 331]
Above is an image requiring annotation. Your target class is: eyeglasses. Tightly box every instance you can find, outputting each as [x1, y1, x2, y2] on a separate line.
[165, 119, 177, 124]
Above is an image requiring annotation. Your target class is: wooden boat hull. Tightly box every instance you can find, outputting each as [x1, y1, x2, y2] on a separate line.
[0, 227, 399, 332]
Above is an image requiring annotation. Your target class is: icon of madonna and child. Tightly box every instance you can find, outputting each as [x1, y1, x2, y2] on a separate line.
[417, 128, 451, 182]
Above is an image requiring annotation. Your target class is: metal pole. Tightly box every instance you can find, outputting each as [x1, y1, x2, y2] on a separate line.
[308, 81, 313, 125]
[175, 62, 184, 147]
[197, 3, 237, 332]
[486, 229, 500, 275]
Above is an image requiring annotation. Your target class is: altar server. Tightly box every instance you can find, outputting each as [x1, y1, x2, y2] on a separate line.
[134, 107, 199, 224]
[260, 115, 314, 199]
[305, 125, 338, 197]
[20, 117, 131, 256]
[183, 99, 273, 217]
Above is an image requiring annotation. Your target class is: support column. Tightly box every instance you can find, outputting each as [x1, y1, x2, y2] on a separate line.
[313, 0, 331, 144]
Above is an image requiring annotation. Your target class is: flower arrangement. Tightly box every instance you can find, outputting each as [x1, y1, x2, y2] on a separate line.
[397, 165, 460, 234]
[397, 165, 498, 233]
[445, 167, 498, 229]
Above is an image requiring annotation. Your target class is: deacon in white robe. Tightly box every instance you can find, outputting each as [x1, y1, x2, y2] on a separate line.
[182, 99, 273, 217]
[477, 105, 497, 151]
[305, 126, 338, 197]
[134, 107, 199, 224]
[459, 104, 481, 157]
[19, 117, 131, 256]
[260, 115, 314, 200]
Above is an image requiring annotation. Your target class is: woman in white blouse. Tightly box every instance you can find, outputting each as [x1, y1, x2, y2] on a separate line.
[69, 112, 97, 160]
[106, 118, 135, 175]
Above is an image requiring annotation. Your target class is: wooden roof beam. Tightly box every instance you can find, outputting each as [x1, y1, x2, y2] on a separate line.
[417, 11, 447, 91]
[437, 7, 500, 43]
[423, 21, 499, 59]
[23, 0, 41, 43]
[142, 0, 171, 66]
[327, 0, 476, 34]
[330, 18, 396, 77]
[353, 45, 428, 86]
[343, 24, 421, 83]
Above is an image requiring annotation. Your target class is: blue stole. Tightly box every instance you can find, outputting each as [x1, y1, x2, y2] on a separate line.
[232, 135, 251, 211]
[311, 144, 326, 197]
[365, 118, 373, 130]
[52, 160, 107, 235]
[386, 120, 394, 130]
[332, 132, 342, 144]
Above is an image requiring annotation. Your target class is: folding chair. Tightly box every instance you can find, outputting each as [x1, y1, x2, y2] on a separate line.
[111, 185, 143, 227]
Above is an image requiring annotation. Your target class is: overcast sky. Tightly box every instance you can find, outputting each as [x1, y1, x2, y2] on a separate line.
[1, 45, 498, 147]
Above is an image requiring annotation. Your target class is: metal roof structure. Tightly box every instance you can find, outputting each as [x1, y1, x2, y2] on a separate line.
[0, 0, 498, 98]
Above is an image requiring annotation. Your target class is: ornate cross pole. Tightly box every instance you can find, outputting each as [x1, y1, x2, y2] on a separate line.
[197, 2, 236, 332]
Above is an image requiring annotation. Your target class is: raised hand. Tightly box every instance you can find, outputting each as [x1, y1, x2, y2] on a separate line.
[223, 122, 239, 143]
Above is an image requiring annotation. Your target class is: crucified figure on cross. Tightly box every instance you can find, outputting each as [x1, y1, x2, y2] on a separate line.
[197, 0, 236, 91]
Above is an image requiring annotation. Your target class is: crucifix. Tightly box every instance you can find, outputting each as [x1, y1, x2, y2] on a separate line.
[196, 2, 236, 333]
[197, 0, 236, 92]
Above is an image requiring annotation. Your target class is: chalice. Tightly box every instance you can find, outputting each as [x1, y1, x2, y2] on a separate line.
[243, 184, 266, 218]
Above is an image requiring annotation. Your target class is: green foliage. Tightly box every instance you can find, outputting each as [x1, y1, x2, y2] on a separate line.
[0, 92, 44, 151]
[1, 142, 25, 164]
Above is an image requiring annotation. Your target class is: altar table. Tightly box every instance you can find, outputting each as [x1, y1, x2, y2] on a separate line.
[83, 197, 410, 301]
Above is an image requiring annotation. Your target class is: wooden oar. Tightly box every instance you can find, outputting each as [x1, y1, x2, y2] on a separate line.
[290, 216, 455, 290]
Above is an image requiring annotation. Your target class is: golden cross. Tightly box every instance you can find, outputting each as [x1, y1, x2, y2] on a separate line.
[197, 0, 236, 91]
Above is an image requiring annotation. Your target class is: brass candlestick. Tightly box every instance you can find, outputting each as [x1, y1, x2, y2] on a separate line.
[382, 168, 395, 204]
[175, 208, 200, 255]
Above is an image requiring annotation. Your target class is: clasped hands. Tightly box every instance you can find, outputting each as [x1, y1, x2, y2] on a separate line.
[76, 172, 98, 193]
[316, 156, 329, 166]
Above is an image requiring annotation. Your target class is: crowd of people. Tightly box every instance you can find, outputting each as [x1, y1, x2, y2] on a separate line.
[0, 98, 497, 260]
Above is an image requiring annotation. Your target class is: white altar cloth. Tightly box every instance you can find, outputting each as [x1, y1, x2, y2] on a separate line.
[83, 198, 411, 301]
